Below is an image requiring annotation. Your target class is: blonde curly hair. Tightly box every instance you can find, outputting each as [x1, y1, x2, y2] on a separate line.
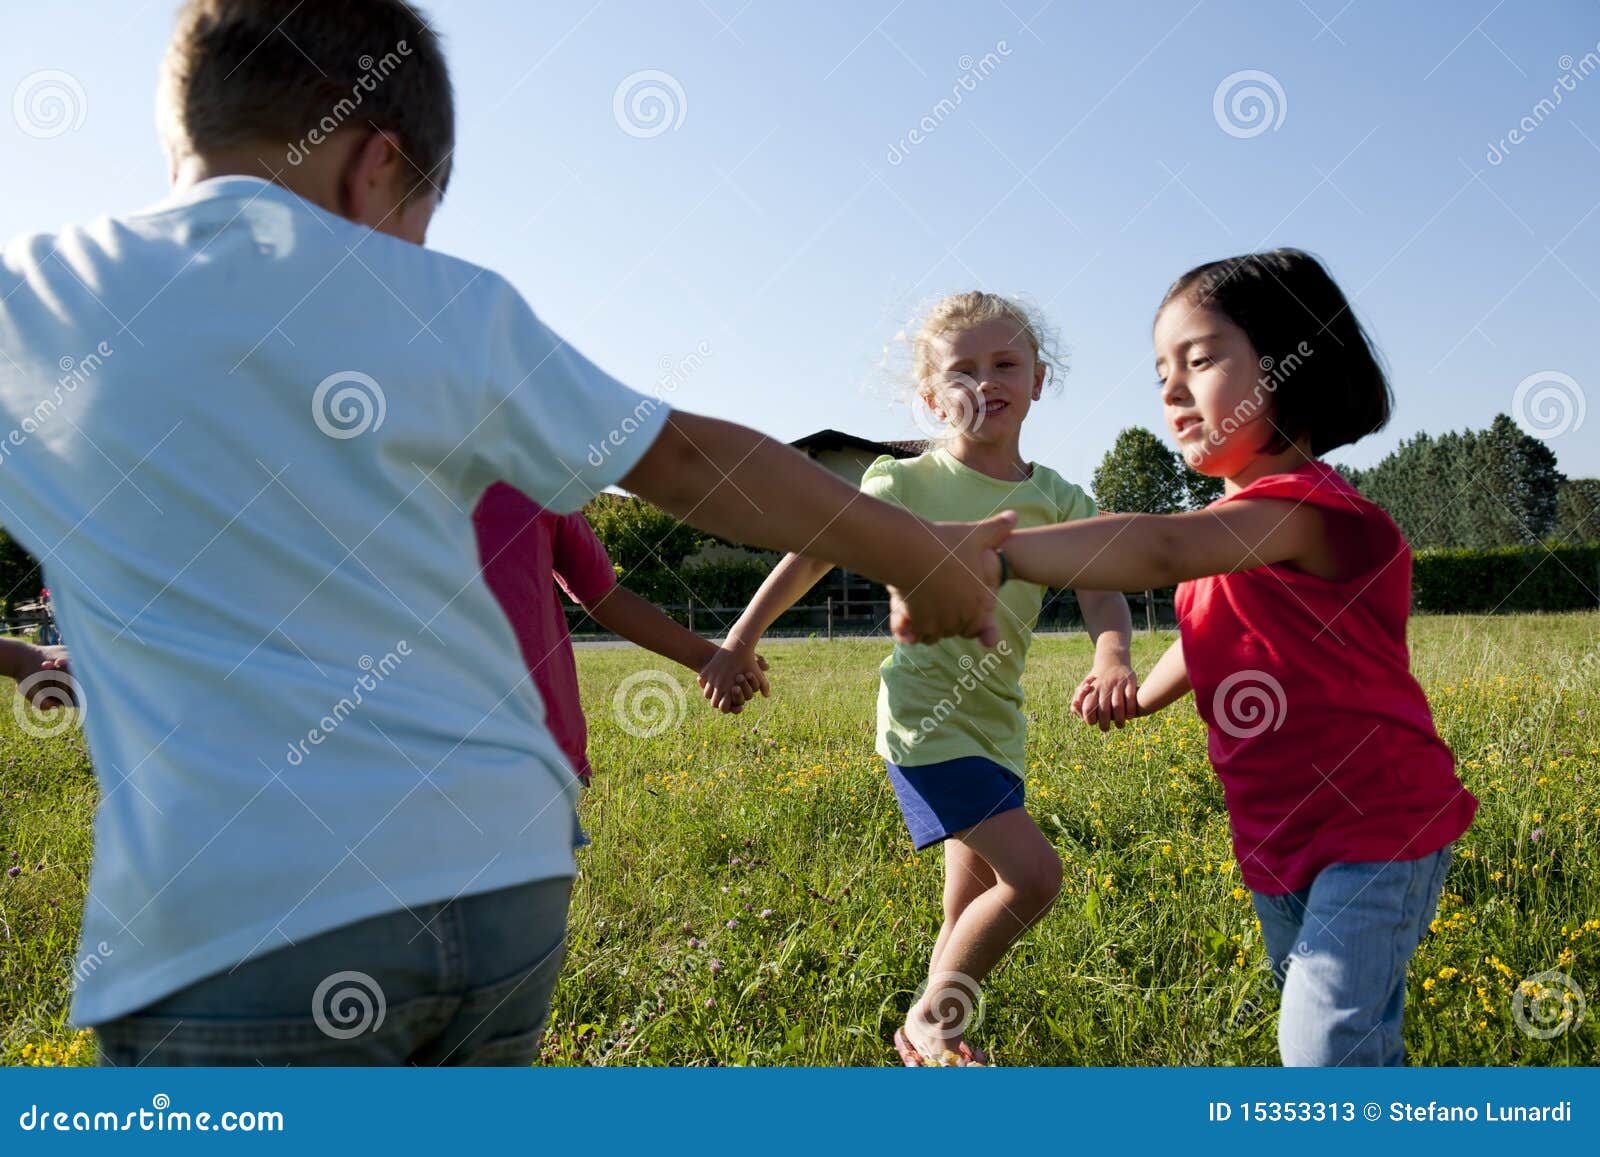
[909, 291, 1063, 392]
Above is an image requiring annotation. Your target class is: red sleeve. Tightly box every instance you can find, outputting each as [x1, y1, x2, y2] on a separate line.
[1227, 465, 1404, 574]
[550, 512, 618, 607]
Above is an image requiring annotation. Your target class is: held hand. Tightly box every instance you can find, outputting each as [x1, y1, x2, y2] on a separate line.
[1073, 662, 1139, 732]
[696, 644, 771, 714]
[12, 644, 76, 710]
[889, 511, 1016, 648]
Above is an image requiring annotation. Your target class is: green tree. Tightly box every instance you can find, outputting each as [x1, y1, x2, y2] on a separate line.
[0, 529, 42, 618]
[1347, 416, 1564, 549]
[583, 493, 709, 576]
[1555, 478, 1600, 544]
[1092, 427, 1187, 514]
[1462, 415, 1562, 547]
[1182, 464, 1224, 510]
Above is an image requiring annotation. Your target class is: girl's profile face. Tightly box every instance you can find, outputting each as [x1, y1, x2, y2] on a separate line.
[1154, 299, 1274, 478]
[921, 317, 1045, 443]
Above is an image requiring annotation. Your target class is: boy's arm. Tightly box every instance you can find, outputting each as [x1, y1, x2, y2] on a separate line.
[1002, 500, 1322, 592]
[621, 412, 1011, 647]
[1072, 590, 1137, 730]
[1135, 636, 1192, 716]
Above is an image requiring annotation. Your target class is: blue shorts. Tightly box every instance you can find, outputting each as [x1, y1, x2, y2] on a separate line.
[885, 756, 1027, 850]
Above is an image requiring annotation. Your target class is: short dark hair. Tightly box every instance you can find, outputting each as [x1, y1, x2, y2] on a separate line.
[160, 0, 454, 200]
[1158, 248, 1392, 457]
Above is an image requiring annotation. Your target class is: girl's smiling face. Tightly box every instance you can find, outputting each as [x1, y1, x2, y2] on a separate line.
[921, 317, 1045, 444]
[1154, 299, 1276, 478]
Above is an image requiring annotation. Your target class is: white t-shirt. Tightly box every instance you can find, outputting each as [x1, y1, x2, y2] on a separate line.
[0, 176, 669, 1025]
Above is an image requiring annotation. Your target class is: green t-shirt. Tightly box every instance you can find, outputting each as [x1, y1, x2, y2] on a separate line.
[859, 448, 1097, 773]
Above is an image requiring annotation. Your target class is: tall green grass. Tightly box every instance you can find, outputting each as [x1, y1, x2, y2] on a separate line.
[3, 614, 1596, 1066]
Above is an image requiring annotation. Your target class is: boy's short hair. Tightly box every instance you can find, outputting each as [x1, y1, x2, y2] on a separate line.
[160, 0, 454, 200]
[1159, 248, 1393, 457]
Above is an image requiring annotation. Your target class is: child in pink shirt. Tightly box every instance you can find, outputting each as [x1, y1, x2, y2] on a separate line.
[474, 482, 765, 787]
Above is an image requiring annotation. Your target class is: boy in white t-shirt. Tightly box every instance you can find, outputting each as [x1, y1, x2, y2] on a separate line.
[0, 0, 1013, 1065]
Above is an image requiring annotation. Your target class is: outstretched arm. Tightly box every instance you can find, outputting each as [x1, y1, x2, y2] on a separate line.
[1072, 590, 1137, 731]
[621, 412, 1012, 648]
[698, 553, 833, 711]
[1002, 499, 1325, 592]
[582, 584, 770, 714]
[581, 585, 718, 673]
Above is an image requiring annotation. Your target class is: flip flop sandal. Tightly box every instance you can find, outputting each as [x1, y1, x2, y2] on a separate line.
[892, 1028, 926, 1067]
[893, 1028, 978, 1067]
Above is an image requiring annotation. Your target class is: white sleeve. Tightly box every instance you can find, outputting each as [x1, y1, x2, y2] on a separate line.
[463, 279, 670, 513]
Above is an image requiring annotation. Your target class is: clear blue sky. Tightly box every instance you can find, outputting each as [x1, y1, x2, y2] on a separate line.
[5, 0, 1597, 482]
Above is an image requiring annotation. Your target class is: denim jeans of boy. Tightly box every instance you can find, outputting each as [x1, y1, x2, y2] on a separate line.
[95, 877, 571, 1066]
[1250, 847, 1451, 1067]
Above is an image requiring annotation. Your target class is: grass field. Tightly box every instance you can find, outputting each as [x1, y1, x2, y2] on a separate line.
[2, 614, 1597, 1067]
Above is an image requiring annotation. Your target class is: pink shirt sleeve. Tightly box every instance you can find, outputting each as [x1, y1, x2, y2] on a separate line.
[550, 512, 618, 607]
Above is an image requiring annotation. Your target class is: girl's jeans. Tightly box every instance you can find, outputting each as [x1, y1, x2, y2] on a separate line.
[1251, 847, 1451, 1067]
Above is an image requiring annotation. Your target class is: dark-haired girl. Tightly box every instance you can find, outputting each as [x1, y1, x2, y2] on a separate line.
[1000, 249, 1477, 1066]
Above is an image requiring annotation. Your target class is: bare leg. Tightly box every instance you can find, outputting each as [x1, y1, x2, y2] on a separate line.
[904, 809, 1061, 1060]
[926, 839, 995, 979]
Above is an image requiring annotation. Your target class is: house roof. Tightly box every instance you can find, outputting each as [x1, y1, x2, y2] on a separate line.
[789, 429, 927, 459]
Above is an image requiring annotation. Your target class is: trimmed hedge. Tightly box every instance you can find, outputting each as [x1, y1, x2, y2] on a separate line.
[1412, 544, 1600, 614]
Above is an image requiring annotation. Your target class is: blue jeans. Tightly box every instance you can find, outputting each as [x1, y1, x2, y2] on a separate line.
[1251, 847, 1451, 1067]
[95, 877, 571, 1066]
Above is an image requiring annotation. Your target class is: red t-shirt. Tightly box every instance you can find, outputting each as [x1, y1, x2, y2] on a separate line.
[473, 483, 617, 784]
[1174, 462, 1477, 895]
